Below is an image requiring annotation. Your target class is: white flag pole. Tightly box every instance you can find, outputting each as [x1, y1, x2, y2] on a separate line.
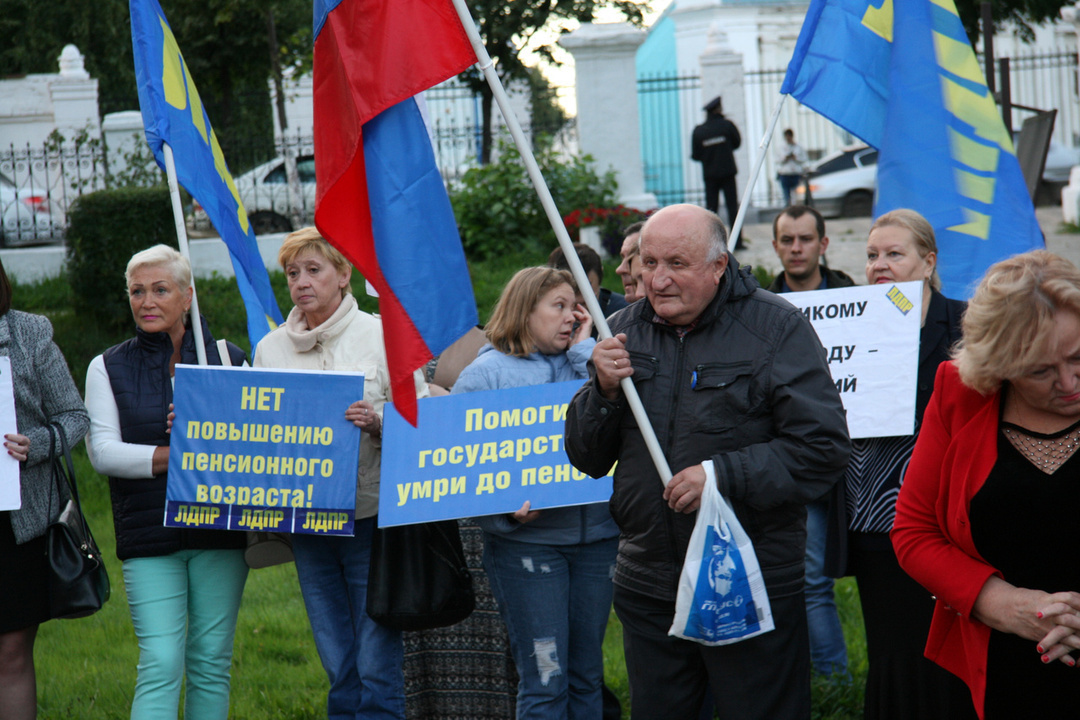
[162, 143, 208, 366]
[448, 0, 672, 484]
[729, 94, 787, 244]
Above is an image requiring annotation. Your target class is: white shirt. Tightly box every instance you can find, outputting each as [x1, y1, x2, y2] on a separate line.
[84, 354, 157, 479]
[776, 141, 808, 175]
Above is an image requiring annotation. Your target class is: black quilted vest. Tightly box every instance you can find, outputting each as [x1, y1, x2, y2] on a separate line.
[103, 318, 246, 560]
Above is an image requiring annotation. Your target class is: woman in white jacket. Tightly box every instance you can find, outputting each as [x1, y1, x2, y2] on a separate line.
[254, 227, 426, 720]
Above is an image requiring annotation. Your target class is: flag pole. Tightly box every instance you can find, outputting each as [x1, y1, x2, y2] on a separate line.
[729, 94, 787, 244]
[448, 0, 672, 484]
[163, 143, 208, 367]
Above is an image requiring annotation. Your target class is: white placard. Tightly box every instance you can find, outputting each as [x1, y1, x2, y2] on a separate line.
[779, 281, 923, 439]
[0, 357, 21, 510]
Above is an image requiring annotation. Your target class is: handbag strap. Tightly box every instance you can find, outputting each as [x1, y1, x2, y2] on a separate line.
[48, 422, 87, 525]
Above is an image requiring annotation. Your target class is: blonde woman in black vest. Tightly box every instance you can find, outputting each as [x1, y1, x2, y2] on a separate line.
[85, 245, 246, 720]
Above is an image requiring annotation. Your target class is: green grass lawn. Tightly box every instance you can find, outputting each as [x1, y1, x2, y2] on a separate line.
[25, 254, 863, 718]
[33, 447, 867, 719]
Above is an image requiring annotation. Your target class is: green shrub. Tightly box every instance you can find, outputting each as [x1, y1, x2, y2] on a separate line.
[66, 185, 176, 331]
[450, 142, 618, 260]
[752, 264, 775, 289]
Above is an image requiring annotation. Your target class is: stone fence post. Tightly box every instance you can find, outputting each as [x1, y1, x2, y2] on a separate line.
[561, 23, 658, 214]
[698, 24, 751, 217]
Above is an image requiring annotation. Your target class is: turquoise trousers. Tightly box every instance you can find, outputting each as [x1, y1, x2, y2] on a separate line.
[122, 549, 248, 720]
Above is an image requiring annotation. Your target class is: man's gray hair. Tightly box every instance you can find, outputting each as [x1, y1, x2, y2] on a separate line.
[703, 213, 729, 263]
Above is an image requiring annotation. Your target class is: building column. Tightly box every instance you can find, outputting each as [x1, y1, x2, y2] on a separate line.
[561, 23, 657, 212]
[697, 24, 751, 217]
[1060, 3, 1080, 223]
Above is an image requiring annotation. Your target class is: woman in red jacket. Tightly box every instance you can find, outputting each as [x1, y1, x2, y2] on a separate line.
[893, 250, 1080, 720]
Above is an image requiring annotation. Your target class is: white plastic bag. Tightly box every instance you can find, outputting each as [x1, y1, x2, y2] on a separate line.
[669, 477, 774, 645]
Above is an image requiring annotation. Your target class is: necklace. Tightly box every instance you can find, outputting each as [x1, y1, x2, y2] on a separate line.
[1001, 421, 1080, 475]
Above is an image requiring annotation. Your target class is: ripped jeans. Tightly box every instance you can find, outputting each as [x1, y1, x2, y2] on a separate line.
[482, 534, 618, 720]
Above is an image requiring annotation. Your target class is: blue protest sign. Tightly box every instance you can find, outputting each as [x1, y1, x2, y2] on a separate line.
[379, 380, 613, 527]
[166, 365, 363, 536]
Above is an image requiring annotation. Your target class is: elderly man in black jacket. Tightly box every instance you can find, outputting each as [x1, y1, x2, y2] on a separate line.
[564, 204, 850, 720]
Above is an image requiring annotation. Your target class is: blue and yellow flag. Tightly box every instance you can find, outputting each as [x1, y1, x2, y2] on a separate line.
[130, 0, 284, 346]
[782, 0, 1043, 297]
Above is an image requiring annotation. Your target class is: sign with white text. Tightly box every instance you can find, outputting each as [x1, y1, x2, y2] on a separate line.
[166, 365, 363, 536]
[380, 380, 612, 527]
[0, 358, 19, 510]
[778, 281, 923, 438]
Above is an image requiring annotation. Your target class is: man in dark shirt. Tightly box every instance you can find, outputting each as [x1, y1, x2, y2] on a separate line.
[768, 205, 857, 292]
[548, 242, 628, 318]
[565, 204, 850, 719]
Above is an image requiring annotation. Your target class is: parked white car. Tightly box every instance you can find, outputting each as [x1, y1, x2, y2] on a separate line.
[792, 146, 877, 218]
[794, 141, 1080, 217]
[192, 154, 316, 235]
[1041, 140, 1080, 184]
[0, 171, 59, 247]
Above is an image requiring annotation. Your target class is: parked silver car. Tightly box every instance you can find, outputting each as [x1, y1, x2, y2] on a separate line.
[0, 171, 59, 247]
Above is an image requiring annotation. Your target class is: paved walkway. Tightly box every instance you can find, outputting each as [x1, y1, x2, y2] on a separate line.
[734, 205, 1078, 285]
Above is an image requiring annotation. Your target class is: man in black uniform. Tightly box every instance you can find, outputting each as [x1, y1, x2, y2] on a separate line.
[692, 96, 744, 249]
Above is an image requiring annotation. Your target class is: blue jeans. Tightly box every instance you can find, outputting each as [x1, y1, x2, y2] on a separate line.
[291, 517, 405, 720]
[123, 549, 248, 720]
[483, 534, 618, 720]
[778, 174, 803, 206]
[804, 499, 849, 678]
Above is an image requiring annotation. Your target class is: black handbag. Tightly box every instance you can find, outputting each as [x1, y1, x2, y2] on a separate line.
[244, 531, 294, 569]
[366, 520, 474, 631]
[45, 422, 110, 619]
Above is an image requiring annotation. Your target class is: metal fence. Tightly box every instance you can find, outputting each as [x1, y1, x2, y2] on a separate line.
[643, 49, 1080, 210]
[1, 109, 578, 241]
[638, 73, 703, 207]
[0, 140, 106, 246]
[990, 49, 1080, 145]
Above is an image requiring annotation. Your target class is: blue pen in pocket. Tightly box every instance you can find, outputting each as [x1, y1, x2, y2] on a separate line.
[691, 370, 698, 389]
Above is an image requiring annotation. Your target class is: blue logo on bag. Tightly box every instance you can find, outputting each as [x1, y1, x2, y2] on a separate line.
[685, 525, 761, 641]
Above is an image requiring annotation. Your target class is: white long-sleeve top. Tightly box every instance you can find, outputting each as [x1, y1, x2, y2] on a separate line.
[84, 354, 158, 480]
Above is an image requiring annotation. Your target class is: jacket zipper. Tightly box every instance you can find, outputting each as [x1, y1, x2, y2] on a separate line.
[663, 332, 687, 578]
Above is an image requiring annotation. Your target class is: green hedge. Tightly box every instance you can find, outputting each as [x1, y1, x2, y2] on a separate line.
[450, 142, 618, 260]
[66, 185, 177, 331]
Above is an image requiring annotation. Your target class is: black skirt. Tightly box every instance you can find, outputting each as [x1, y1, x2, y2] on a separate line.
[850, 531, 978, 720]
[0, 512, 52, 633]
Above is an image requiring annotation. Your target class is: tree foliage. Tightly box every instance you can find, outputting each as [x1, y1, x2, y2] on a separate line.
[459, 0, 649, 164]
[0, 0, 134, 113]
[450, 140, 618, 259]
[0, 0, 310, 157]
[955, 0, 1073, 43]
[526, 66, 569, 147]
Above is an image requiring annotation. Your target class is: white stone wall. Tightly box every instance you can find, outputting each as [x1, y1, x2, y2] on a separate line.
[561, 22, 657, 209]
[0, 45, 100, 149]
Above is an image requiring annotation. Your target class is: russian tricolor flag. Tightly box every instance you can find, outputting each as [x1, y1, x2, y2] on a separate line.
[313, 0, 479, 424]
